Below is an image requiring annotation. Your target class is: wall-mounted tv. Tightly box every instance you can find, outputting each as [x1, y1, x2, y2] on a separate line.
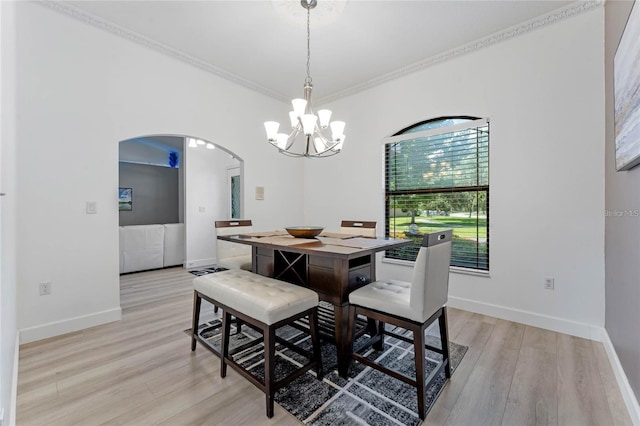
[614, 0, 640, 171]
[119, 187, 132, 211]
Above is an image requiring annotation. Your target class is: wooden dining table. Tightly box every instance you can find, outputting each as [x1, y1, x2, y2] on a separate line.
[217, 230, 412, 376]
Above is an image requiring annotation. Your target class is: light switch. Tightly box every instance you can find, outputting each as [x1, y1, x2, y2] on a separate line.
[86, 201, 97, 214]
[199, 206, 205, 213]
[255, 186, 265, 200]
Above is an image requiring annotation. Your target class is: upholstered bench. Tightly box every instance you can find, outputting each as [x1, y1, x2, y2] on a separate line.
[191, 269, 323, 418]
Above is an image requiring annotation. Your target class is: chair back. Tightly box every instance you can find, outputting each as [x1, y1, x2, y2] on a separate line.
[340, 220, 377, 238]
[409, 229, 452, 321]
[215, 220, 253, 260]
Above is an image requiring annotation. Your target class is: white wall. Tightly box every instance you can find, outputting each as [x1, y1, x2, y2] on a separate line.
[305, 8, 606, 338]
[1, 1, 18, 422]
[16, 2, 303, 342]
[604, 0, 640, 412]
[185, 144, 240, 268]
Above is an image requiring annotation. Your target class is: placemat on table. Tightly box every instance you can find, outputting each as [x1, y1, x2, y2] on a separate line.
[259, 236, 320, 246]
[318, 232, 358, 239]
[240, 230, 289, 238]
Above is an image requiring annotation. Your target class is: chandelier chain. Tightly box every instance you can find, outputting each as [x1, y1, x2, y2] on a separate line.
[305, 4, 312, 84]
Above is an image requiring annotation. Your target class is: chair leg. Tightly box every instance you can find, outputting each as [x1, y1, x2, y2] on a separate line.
[264, 325, 276, 418]
[414, 323, 427, 420]
[308, 308, 323, 380]
[191, 291, 202, 351]
[220, 311, 232, 378]
[439, 307, 452, 378]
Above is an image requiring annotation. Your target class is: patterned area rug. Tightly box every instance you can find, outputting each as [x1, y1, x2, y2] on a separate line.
[188, 267, 227, 276]
[190, 312, 467, 425]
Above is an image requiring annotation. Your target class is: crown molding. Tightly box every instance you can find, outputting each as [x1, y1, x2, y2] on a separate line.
[317, 0, 604, 104]
[38, 0, 602, 105]
[37, 0, 291, 103]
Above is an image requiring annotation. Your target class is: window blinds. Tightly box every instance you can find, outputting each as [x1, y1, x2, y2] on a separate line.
[384, 118, 489, 270]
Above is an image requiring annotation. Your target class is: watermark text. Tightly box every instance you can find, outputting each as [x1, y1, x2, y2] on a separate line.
[604, 209, 640, 217]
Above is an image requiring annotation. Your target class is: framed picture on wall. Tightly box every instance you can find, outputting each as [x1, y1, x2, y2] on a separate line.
[119, 187, 133, 211]
[614, 0, 640, 171]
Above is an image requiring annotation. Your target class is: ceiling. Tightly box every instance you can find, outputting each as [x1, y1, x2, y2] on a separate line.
[125, 135, 185, 152]
[62, 0, 583, 103]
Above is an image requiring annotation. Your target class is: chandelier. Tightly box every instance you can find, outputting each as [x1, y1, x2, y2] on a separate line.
[264, 0, 345, 158]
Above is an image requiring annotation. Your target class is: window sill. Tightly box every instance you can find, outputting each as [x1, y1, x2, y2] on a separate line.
[381, 257, 491, 278]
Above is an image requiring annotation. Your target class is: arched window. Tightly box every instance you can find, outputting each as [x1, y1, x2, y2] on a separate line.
[384, 116, 489, 271]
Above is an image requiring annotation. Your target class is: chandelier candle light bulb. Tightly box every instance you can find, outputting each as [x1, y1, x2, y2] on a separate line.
[317, 109, 332, 127]
[263, 0, 345, 158]
[292, 99, 307, 117]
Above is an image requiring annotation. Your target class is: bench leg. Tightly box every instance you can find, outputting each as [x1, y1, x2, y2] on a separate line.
[264, 325, 276, 418]
[373, 320, 386, 351]
[221, 311, 232, 378]
[191, 291, 201, 351]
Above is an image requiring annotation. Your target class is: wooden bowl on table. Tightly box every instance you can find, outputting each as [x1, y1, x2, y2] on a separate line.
[285, 226, 324, 239]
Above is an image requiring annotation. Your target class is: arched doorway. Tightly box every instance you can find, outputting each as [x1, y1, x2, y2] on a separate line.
[118, 134, 243, 273]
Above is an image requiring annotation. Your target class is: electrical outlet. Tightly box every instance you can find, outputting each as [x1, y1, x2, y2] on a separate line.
[544, 277, 555, 290]
[39, 281, 52, 296]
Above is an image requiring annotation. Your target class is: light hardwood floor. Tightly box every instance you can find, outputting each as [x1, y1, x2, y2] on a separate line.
[17, 267, 632, 425]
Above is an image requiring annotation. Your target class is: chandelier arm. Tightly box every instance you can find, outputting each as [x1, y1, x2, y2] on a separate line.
[279, 148, 340, 158]
[312, 150, 341, 158]
[317, 123, 341, 146]
[284, 125, 302, 151]
[314, 125, 332, 143]
[311, 126, 341, 155]
[313, 125, 330, 146]
[305, 135, 312, 156]
[278, 150, 307, 158]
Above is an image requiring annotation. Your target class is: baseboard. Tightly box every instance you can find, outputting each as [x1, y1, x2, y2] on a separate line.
[19, 307, 122, 344]
[601, 330, 640, 425]
[448, 296, 603, 341]
[9, 332, 19, 426]
[185, 258, 216, 269]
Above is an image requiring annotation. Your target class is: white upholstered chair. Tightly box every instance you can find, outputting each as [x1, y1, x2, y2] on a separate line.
[346, 229, 453, 420]
[214, 220, 253, 271]
[340, 220, 377, 238]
